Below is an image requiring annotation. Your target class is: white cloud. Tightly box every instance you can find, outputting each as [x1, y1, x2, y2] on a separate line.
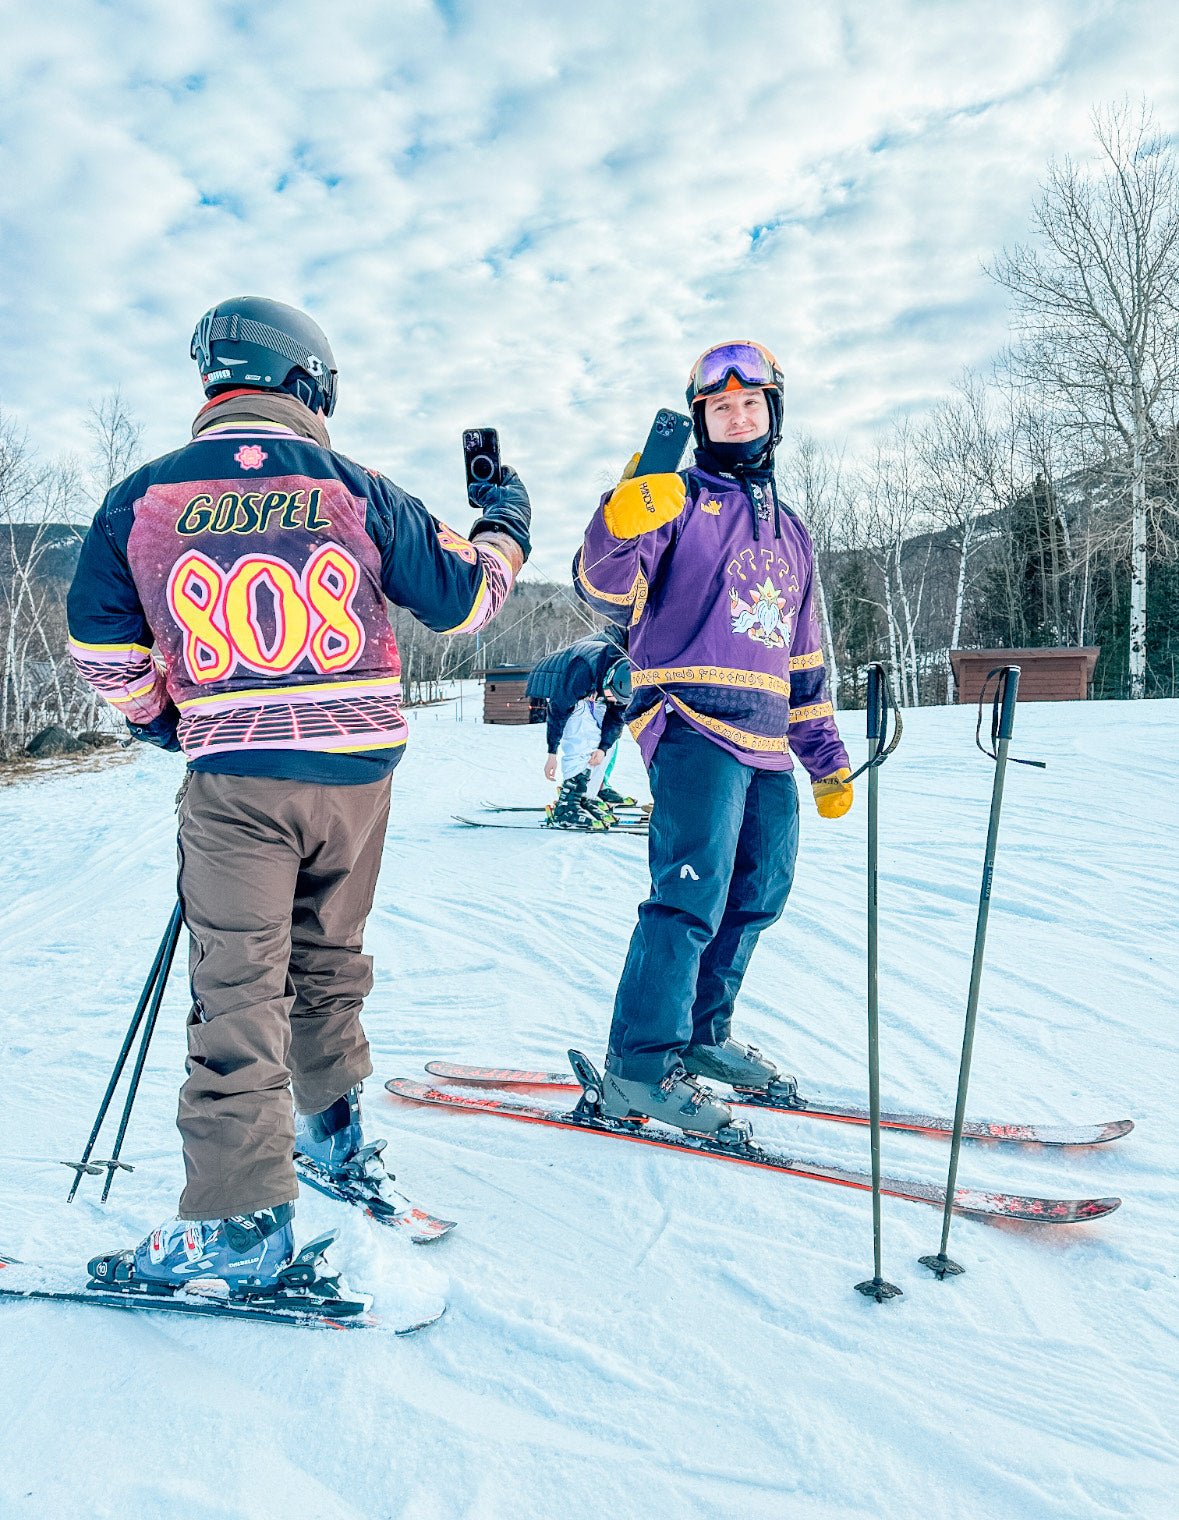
[0, 0, 1176, 575]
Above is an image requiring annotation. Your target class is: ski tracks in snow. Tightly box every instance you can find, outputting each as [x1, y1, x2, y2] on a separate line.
[1, 697, 1177, 1519]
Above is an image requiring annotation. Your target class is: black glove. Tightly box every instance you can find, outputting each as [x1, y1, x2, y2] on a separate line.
[469, 464, 531, 562]
[127, 702, 182, 753]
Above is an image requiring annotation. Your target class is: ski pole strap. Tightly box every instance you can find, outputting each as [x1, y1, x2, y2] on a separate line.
[975, 667, 1046, 769]
[847, 663, 902, 783]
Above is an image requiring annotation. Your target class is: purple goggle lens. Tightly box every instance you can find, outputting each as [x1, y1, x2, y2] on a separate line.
[690, 341, 779, 398]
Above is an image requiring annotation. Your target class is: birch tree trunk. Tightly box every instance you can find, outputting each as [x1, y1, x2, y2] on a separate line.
[813, 563, 841, 711]
[989, 101, 1179, 699]
[881, 572, 905, 706]
[946, 520, 974, 704]
[1129, 385, 1148, 698]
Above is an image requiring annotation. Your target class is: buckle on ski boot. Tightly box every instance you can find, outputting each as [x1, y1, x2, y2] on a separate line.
[87, 1249, 137, 1286]
[86, 1249, 178, 1298]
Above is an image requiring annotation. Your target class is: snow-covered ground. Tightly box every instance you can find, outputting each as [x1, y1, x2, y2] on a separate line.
[1, 692, 1176, 1520]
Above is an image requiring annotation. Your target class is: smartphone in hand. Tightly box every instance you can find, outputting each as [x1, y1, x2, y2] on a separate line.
[635, 409, 692, 476]
[463, 428, 501, 492]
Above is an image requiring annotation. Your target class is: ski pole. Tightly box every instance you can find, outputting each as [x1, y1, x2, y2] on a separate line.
[920, 666, 1044, 1278]
[855, 664, 903, 1304]
[97, 903, 184, 1201]
[62, 902, 183, 1202]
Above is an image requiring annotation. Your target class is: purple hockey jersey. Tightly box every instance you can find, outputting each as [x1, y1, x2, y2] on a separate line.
[575, 465, 849, 778]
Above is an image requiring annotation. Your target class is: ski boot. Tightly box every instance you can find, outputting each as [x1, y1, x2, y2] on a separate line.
[545, 771, 608, 831]
[88, 1203, 296, 1292]
[295, 1085, 419, 1226]
[579, 793, 618, 828]
[89, 1218, 370, 1318]
[600, 1061, 744, 1137]
[682, 1039, 800, 1104]
[295, 1087, 365, 1171]
[598, 783, 636, 808]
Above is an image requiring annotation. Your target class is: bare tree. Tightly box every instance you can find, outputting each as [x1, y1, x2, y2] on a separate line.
[778, 434, 847, 708]
[857, 423, 935, 706]
[86, 390, 145, 503]
[0, 413, 98, 747]
[962, 369, 1091, 650]
[0, 413, 43, 743]
[990, 99, 1179, 697]
[919, 378, 995, 699]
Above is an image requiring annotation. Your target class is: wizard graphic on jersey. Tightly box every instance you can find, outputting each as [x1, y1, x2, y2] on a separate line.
[729, 575, 792, 649]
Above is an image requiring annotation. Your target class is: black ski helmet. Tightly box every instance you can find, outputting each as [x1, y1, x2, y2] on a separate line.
[685, 340, 784, 452]
[603, 657, 632, 702]
[191, 296, 339, 417]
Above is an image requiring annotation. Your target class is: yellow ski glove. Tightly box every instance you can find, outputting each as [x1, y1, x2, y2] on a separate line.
[812, 767, 854, 819]
[603, 472, 687, 540]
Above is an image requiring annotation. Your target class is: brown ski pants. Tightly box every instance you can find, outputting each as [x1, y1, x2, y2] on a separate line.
[175, 770, 391, 1219]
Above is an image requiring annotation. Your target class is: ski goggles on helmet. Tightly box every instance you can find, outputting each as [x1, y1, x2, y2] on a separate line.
[687, 341, 782, 403]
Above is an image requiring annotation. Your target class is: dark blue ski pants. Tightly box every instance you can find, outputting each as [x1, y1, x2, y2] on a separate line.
[607, 716, 800, 1083]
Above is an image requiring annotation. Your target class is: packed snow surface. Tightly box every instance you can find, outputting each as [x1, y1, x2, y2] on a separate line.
[0, 694, 1176, 1519]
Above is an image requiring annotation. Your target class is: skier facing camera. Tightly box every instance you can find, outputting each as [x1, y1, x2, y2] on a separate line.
[526, 628, 638, 830]
[574, 340, 852, 1136]
[66, 296, 531, 1295]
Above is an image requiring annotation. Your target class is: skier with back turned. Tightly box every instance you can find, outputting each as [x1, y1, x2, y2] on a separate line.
[526, 627, 637, 830]
[67, 296, 531, 1294]
[575, 340, 852, 1134]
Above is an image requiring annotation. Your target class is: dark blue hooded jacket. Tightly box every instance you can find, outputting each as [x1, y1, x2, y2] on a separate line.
[526, 632, 627, 755]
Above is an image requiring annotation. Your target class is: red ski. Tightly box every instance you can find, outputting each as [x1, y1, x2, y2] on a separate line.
[421, 1061, 1133, 1148]
[386, 1078, 1121, 1225]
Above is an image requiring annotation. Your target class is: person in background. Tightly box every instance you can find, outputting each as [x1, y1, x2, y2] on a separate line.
[526, 629, 637, 830]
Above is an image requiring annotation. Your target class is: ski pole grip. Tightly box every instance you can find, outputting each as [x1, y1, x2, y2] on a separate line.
[866, 664, 882, 743]
[998, 666, 1020, 740]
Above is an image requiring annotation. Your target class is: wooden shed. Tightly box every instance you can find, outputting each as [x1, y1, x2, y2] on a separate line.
[949, 647, 1100, 703]
[483, 666, 539, 725]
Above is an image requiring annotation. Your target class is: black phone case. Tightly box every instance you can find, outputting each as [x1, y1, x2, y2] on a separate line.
[463, 428, 501, 490]
[635, 410, 692, 476]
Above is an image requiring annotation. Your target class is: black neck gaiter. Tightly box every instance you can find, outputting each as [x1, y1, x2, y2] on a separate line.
[695, 434, 779, 538]
[695, 431, 774, 478]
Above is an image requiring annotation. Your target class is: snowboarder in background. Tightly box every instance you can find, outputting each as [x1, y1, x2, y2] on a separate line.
[574, 340, 852, 1135]
[66, 296, 531, 1290]
[526, 629, 638, 830]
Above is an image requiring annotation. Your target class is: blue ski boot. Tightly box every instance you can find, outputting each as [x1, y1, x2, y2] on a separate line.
[295, 1088, 365, 1172]
[294, 1085, 438, 1232]
[90, 1203, 296, 1290]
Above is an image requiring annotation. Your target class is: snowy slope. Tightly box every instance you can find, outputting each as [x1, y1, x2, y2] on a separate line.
[0, 694, 1176, 1520]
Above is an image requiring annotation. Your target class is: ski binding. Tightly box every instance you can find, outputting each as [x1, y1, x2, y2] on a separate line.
[295, 1140, 457, 1243]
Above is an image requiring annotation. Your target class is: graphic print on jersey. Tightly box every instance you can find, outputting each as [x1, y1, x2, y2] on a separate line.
[126, 469, 402, 758]
[166, 542, 366, 684]
[727, 547, 800, 651]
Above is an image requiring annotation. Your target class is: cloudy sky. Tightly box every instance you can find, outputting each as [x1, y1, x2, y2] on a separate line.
[1, 0, 1176, 576]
